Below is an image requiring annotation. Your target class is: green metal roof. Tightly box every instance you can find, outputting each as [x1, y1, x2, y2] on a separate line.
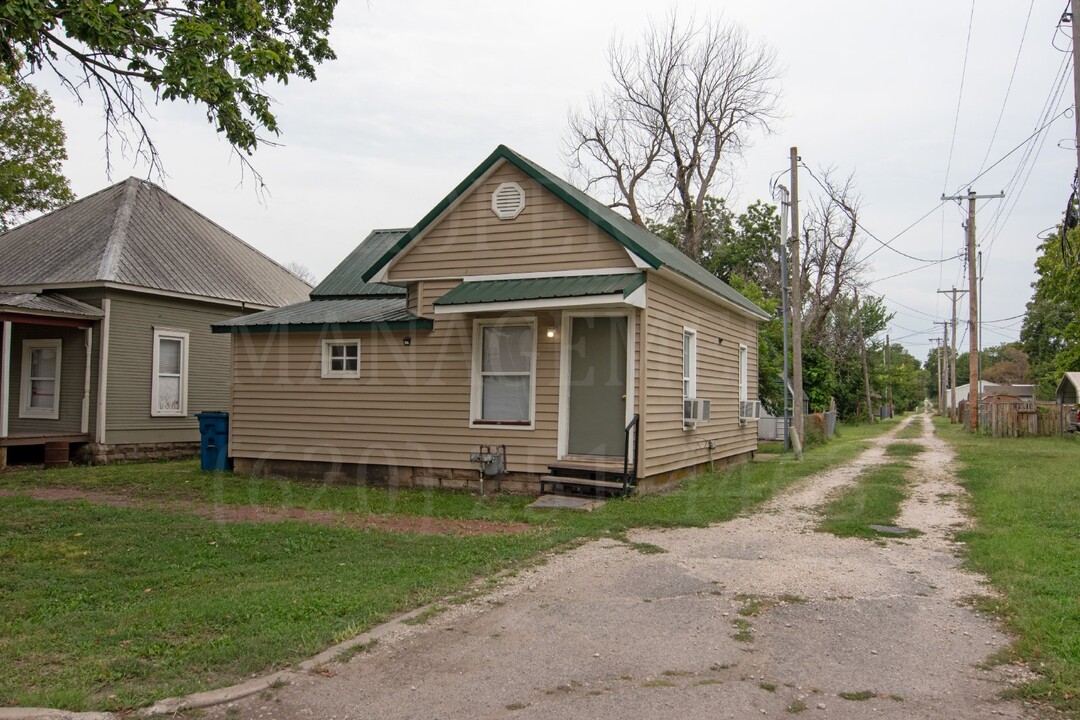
[359, 145, 770, 321]
[434, 273, 645, 307]
[310, 229, 409, 298]
[212, 297, 431, 333]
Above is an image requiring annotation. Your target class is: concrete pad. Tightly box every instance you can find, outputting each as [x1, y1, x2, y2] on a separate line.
[527, 494, 606, 511]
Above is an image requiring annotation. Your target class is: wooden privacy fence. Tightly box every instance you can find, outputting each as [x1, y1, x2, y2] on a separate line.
[959, 400, 1078, 437]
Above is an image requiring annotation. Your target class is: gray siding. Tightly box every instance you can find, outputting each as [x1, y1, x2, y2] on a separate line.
[104, 291, 239, 444]
[6, 324, 94, 436]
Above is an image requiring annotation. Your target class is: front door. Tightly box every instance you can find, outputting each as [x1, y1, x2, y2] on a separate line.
[567, 315, 627, 457]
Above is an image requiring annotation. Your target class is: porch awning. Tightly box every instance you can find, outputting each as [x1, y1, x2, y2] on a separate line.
[433, 273, 646, 314]
[212, 297, 433, 333]
[0, 292, 104, 322]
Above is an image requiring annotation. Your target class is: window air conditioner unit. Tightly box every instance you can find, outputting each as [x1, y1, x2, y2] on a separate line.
[739, 400, 762, 424]
[683, 398, 711, 426]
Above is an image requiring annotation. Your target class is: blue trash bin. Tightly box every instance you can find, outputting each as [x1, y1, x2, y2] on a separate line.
[195, 411, 233, 471]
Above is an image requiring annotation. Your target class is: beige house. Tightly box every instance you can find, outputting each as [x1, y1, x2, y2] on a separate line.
[0, 178, 310, 467]
[216, 146, 769, 494]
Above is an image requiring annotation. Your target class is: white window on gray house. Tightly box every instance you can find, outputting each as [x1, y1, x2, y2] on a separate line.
[472, 321, 536, 426]
[682, 328, 697, 400]
[20, 339, 62, 420]
[321, 339, 361, 379]
[152, 328, 189, 417]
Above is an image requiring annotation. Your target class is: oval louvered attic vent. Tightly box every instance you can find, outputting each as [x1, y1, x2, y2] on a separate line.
[491, 182, 526, 220]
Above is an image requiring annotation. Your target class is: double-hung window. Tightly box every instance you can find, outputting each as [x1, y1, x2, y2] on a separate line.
[321, 339, 361, 379]
[20, 339, 62, 419]
[152, 329, 189, 417]
[471, 320, 536, 427]
[682, 329, 697, 400]
[739, 343, 748, 405]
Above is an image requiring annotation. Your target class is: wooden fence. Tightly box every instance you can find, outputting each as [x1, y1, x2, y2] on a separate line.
[959, 400, 1078, 437]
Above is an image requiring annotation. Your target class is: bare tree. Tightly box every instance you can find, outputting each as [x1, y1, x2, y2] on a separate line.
[286, 261, 318, 286]
[800, 168, 866, 337]
[566, 12, 782, 260]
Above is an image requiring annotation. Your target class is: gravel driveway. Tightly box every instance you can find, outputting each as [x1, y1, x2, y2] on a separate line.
[205, 414, 1042, 720]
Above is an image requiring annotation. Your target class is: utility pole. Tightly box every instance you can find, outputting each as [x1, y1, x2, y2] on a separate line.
[938, 288, 968, 423]
[854, 289, 874, 425]
[885, 334, 892, 417]
[937, 320, 950, 417]
[789, 147, 804, 449]
[978, 250, 984, 389]
[776, 184, 792, 451]
[931, 337, 943, 415]
[942, 189, 1003, 431]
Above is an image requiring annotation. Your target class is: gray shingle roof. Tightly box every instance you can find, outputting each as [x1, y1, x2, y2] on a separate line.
[0, 178, 311, 308]
[213, 297, 431, 332]
[310, 229, 408, 298]
[0, 292, 105, 318]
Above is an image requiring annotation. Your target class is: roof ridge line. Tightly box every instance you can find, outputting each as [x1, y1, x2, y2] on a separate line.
[97, 178, 140, 280]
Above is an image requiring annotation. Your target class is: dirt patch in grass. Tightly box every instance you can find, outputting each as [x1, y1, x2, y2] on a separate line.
[0, 487, 533, 536]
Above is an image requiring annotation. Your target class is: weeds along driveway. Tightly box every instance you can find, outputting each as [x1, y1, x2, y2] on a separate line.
[202, 414, 1042, 720]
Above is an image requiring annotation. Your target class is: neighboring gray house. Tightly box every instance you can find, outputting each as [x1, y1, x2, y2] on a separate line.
[0, 178, 310, 467]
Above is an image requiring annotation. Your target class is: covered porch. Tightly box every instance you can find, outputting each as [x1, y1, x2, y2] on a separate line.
[433, 272, 646, 495]
[0, 293, 103, 468]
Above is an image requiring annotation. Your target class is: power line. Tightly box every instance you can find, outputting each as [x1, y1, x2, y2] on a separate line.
[943, 0, 979, 193]
[977, 0, 1036, 175]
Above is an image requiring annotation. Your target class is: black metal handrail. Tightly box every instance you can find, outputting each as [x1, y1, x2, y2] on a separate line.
[622, 414, 640, 492]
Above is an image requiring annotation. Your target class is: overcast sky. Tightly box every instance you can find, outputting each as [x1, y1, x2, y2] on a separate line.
[39, 0, 1075, 361]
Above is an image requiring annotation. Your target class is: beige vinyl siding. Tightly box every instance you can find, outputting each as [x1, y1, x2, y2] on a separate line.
[230, 306, 569, 474]
[387, 163, 636, 281]
[104, 291, 237, 444]
[6, 324, 93, 436]
[642, 273, 759, 477]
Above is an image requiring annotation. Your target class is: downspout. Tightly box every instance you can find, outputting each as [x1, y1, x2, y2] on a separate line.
[95, 299, 111, 444]
[1, 320, 10, 440]
[81, 327, 92, 434]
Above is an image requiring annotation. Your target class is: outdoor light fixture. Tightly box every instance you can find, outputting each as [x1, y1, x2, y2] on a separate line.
[546, 327, 556, 339]
[717, 338, 724, 345]
[403, 337, 412, 346]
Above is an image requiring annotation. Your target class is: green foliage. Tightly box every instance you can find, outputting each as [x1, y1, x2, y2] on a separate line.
[1021, 226, 1080, 398]
[0, 0, 338, 165]
[939, 419, 1080, 714]
[0, 69, 73, 228]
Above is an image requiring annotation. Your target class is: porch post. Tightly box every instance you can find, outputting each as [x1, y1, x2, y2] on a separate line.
[95, 299, 110, 445]
[1, 320, 10, 469]
[81, 327, 93, 435]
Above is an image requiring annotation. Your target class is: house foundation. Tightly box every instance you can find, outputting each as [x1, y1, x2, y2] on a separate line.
[230, 451, 753, 496]
[76, 441, 200, 465]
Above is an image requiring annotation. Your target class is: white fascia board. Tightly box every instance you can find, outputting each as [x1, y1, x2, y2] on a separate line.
[625, 247, 653, 269]
[0, 281, 273, 310]
[656, 268, 771, 322]
[432, 293, 634, 315]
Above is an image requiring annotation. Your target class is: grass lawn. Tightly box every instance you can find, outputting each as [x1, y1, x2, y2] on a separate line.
[816, 443, 924, 539]
[935, 419, 1080, 714]
[0, 416, 901, 711]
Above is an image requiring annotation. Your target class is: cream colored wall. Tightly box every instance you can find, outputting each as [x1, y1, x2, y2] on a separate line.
[387, 163, 636, 281]
[228, 306, 567, 474]
[642, 273, 759, 477]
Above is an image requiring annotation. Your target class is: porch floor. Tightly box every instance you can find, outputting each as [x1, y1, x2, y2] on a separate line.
[1, 433, 91, 447]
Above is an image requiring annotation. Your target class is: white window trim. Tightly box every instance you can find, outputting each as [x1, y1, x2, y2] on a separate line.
[151, 328, 189, 417]
[739, 343, 749, 404]
[682, 328, 697, 400]
[19, 338, 62, 420]
[321, 339, 362, 379]
[683, 328, 698, 430]
[469, 317, 537, 430]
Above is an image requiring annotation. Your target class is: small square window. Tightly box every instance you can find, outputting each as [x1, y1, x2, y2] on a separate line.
[322, 340, 361, 379]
